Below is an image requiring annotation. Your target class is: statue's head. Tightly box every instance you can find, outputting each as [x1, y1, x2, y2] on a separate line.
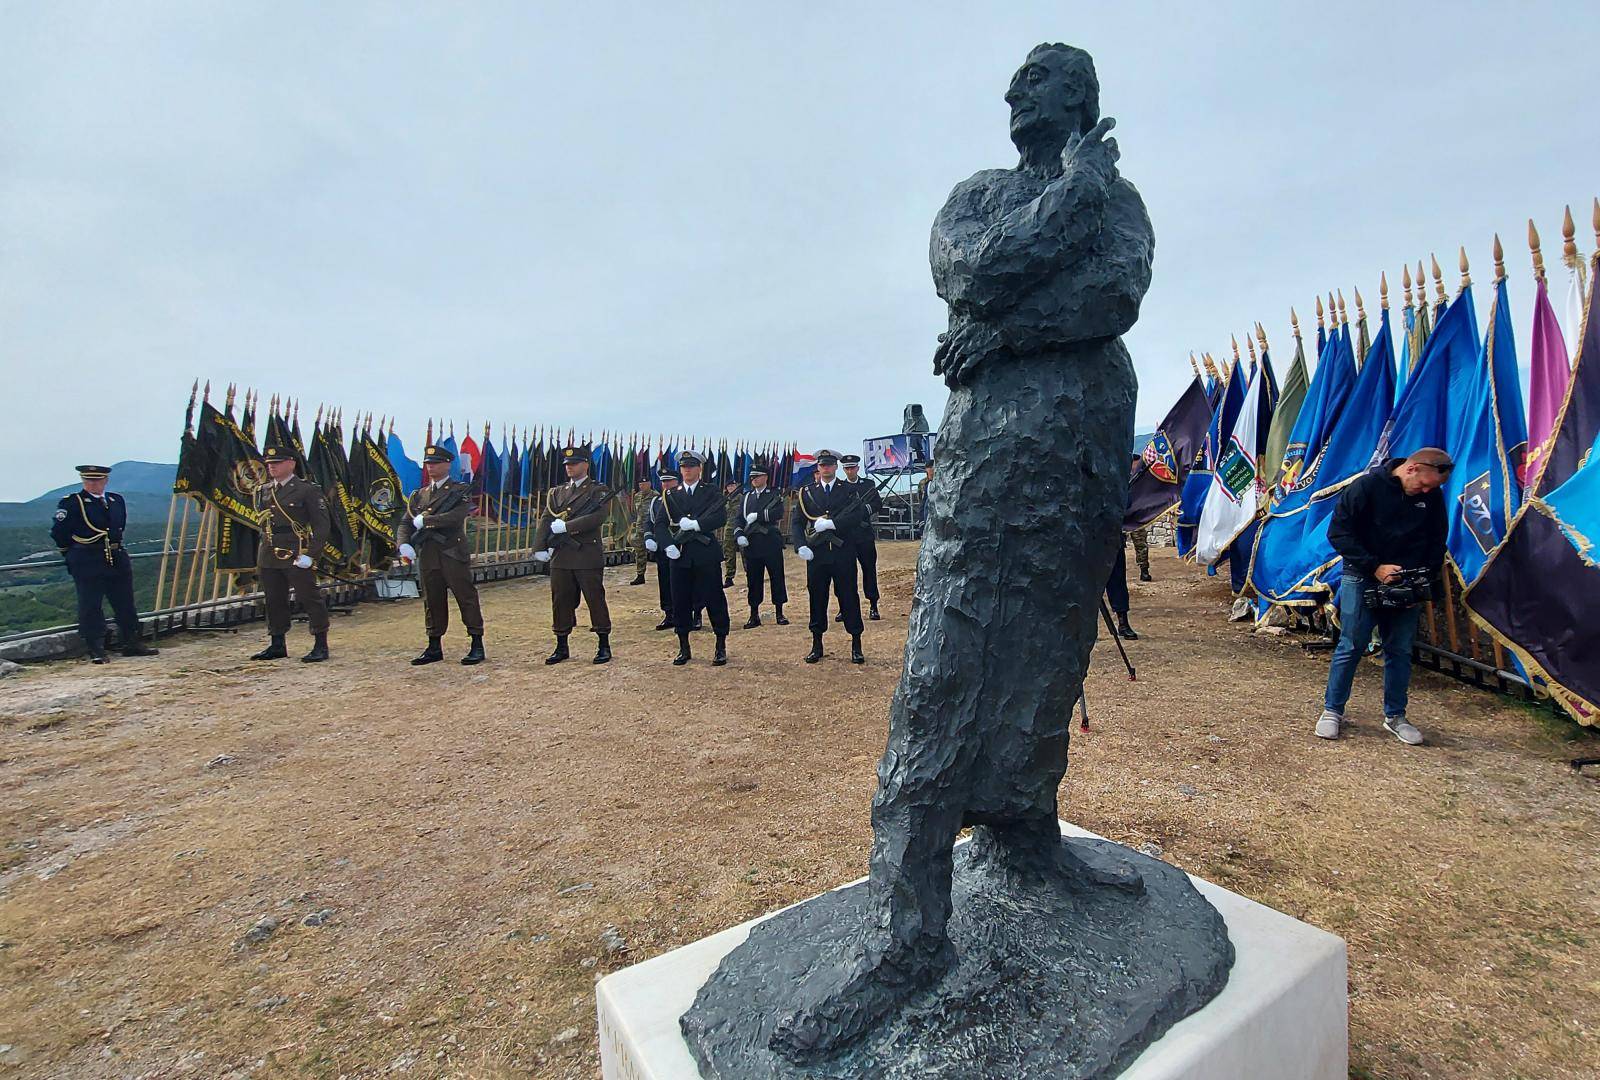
[1005, 44, 1098, 155]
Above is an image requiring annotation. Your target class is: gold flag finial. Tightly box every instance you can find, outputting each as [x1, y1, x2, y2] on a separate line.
[1314, 294, 1325, 330]
[1354, 285, 1366, 320]
[1328, 291, 1339, 324]
[1562, 204, 1579, 266]
[1402, 263, 1414, 307]
[1231, 334, 1240, 363]
[1290, 307, 1302, 340]
[1492, 233, 1505, 283]
[1529, 219, 1545, 280]
[1430, 254, 1447, 305]
[1458, 245, 1471, 291]
[1256, 321, 1269, 353]
[1337, 289, 1348, 324]
[1188, 352, 1202, 380]
[1379, 271, 1389, 310]
[1245, 332, 1257, 366]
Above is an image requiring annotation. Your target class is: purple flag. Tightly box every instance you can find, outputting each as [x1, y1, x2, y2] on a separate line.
[1523, 275, 1572, 488]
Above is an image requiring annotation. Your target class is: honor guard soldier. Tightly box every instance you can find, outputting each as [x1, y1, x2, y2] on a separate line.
[397, 444, 485, 665]
[533, 444, 614, 665]
[732, 459, 788, 628]
[50, 465, 159, 663]
[629, 478, 654, 586]
[251, 444, 332, 662]
[653, 450, 730, 665]
[643, 471, 681, 630]
[839, 453, 883, 621]
[721, 479, 742, 587]
[792, 450, 867, 664]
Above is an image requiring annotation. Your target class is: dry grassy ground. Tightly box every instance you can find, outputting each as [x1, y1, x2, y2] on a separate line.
[1, 543, 1597, 1080]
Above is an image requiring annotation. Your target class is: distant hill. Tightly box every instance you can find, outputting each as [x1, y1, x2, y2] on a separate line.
[0, 462, 178, 531]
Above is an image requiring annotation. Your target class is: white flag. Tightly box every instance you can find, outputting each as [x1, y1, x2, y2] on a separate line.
[1563, 265, 1586, 371]
[1196, 366, 1263, 566]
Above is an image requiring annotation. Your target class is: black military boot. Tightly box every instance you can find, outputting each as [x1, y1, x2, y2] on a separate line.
[593, 632, 612, 665]
[673, 633, 692, 666]
[1117, 613, 1140, 641]
[1139, 568, 1153, 583]
[461, 635, 486, 666]
[412, 637, 444, 665]
[629, 571, 646, 585]
[869, 602, 881, 621]
[774, 603, 788, 625]
[744, 606, 761, 629]
[724, 574, 735, 588]
[834, 611, 844, 623]
[653, 615, 674, 631]
[88, 642, 110, 665]
[250, 635, 288, 661]
[713, 633, 728, 666]
[805, 633, 824, 664]
[301, 633, 329, 663]
[851, 634, 865, 664]
[691, 613, 704, 631]
[545, 635, 570, 665]
[120, 639, 159, 657]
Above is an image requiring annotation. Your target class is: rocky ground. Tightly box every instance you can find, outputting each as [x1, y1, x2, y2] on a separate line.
[1, 543, 1596, 1079]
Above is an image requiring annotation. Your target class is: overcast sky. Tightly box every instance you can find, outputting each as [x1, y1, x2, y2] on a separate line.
[3, 1, 1597, 501]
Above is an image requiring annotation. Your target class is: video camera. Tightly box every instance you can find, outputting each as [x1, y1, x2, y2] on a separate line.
[1363, 567, 1434, 612]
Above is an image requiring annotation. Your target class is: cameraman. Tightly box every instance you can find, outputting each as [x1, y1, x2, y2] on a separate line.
[1316, 448, 1452, 746]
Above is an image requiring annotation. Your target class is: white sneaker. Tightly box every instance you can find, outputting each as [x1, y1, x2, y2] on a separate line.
[1314, 709, 1342, 740]
[1383, 715, 1423, 746]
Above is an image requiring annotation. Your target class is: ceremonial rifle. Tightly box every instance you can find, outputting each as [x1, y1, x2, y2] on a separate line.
[547, 483, 619, 551]
[801, 468, 901, 548]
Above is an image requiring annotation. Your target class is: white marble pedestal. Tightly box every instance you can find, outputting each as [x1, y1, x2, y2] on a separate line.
[596, 823, 1348, 1079]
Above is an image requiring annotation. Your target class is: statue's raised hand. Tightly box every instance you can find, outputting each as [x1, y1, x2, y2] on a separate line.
[1061, 116, 1118, 180]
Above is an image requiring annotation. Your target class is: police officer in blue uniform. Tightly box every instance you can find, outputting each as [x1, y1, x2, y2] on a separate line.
[50, 465, 159, 663]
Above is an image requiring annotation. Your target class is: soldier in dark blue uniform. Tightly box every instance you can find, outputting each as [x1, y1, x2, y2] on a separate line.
[839, 453, 883, 621]
[652, 451, 730, 666]
[792, 450, 868, 664]
[50, 465, 159, 663]
[732, 459, 789, 628]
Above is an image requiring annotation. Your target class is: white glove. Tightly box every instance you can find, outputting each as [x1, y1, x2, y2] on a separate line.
[736, 535, 749, 548]
[293, 554, 313, 569]
[798, 545, 814, 561]
[678, 517, 699, 532]
[665, 544, 681, 560]
[550, 518, 567, 534]
[645, 538, 658, 553]
[533, 549, 551, 563]
[398, 543, 417, 561]
[814, 516, 835, 533]
[412, 514, 425, 530]
[745, 512, 757, 524]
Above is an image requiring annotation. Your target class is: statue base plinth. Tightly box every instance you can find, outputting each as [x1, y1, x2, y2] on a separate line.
[596, 823, 1347, 1080]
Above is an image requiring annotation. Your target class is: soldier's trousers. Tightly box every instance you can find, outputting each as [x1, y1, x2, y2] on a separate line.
[671, 557, 730, 634]
[809, 553, 862, 635]
[1104, 544, 1130, 615]
[260, 564, 329, 636]
[854, 541, 879, 604]
[420, 555, 483, 637]
[722, 535, 738, 580]
[71, 554, 141, 649]
[654, 553, 673, 616]
[632, 527, 649, 575]
[743, 547, 788, 609]
[1130, 527, 1150, 574]
[551, 567, 610, 634]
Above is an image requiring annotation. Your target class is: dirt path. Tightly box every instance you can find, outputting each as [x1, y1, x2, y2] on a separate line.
[1, 544, 1596, 1079]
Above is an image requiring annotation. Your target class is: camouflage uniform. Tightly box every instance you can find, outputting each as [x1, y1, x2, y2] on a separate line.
[630, 489, 653, 578]
[722, 488, 741, 585]
[1129, 525, 1151, 579]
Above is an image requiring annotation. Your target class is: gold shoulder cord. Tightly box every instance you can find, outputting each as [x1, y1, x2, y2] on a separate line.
[660, 489, 676, 523]
[798, 487, 824, 522]
[71, 493, 114, 564]
[546, 486, 569, 522]
[269, 483, 311, 561]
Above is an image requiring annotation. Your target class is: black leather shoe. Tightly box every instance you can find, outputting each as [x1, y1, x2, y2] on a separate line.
[301, 634, 329, 663]
[713, 635, 728, 666]
[545, 637, 570, 665]
[691, 616, 703, 632]
[869, 603, 881, 621]
[851, 634, 865, 664]
[653, 617, 674, 631]
[250, 636, 288, 661]
[774, 606, 789, 625]
[89, 644, 109, 665]
[833, 611, 844, 623]
[743, 610, 761, 629]
[120, 641, 159, 657]
[723, 576, 735, 588]
[460, 635, 486, 665]
[593, 633, 612, 664]
[673, 635, 691, 666]
[1117, 615, 1140, 641]
[804, 635, 824, 664]
[412, 638, 444, 666]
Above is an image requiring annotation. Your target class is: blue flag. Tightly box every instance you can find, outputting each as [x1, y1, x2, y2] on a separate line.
[1177, 362, 1244, 558]
[387, 431, 422, 496]
[1249, 309, 1397, 607]
[1378, 288, 1478, 464]
[480, 436, 502, 522]
[1270, 329, 1357, 508]
[438, 435, 463, 483]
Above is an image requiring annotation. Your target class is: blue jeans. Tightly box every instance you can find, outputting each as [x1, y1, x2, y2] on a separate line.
[1323, 572, 1422, 718]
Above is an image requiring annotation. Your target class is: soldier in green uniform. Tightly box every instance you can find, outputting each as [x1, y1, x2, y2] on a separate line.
[629, 478, 653, 585]
[397, 444, 485, 666]
[250, 443, 333, 663]
[533, 444, 615, 665]
[50, 464, 159, 663]
[1129, 525, 1152, 581]
[721, 479, 742, 587]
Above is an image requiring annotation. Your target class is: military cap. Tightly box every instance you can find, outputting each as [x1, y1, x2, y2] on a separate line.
[814, 449, 839, 465]
[75, 465, 112, 479]
[423, 444, 454, 464]
[261, 444, 294, 464]
[749, 460, 769, 476]
[678, 450, 704, 467]
[659, 470, 681, 482]
[839, 453, 862, 466]
[562, 444, 592, 464]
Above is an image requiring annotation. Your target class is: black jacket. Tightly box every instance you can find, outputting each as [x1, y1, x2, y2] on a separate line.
[790, 481, 868, 565]
[734, 488, 786, 557]
[52, 490, 128, 573]
[840, 477, 882, 547]
[653, 483, 727, 569]
[1328, 459, 1447, 583]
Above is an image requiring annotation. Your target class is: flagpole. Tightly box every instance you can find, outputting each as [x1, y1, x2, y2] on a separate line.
[166, 498, 193, 610]
[184, 506, 214, 610]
